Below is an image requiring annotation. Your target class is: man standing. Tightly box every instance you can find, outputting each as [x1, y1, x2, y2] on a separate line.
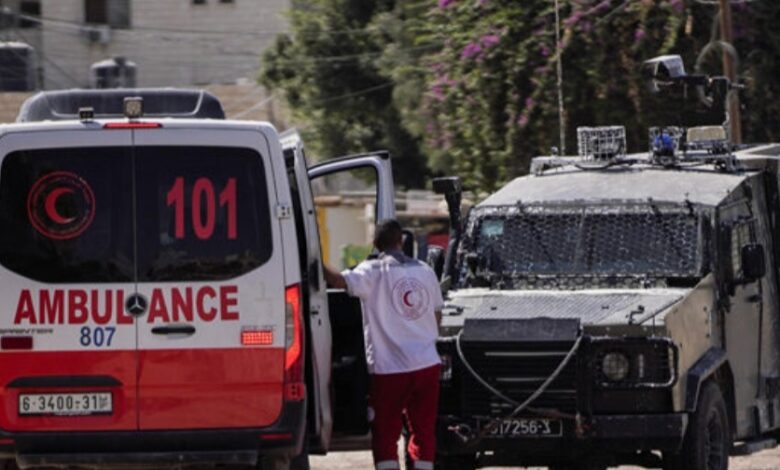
[324, 219, 443, 470]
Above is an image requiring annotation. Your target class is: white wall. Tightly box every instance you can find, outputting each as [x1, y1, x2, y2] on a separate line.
[39, 0, 289, 88]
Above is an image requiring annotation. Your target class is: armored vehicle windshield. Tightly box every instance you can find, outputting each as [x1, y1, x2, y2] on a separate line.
[460, 202, 706, 289]
[453, 166, 761, 290]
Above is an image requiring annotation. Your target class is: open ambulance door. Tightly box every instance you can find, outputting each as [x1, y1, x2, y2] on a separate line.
[308, 152, 396, 438]
[281, 131, 333, 453]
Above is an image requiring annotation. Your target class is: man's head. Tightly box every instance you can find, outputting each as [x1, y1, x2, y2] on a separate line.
[373, 219, 403, 252]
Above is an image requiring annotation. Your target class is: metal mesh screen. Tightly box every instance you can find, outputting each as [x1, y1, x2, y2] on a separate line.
[461, 203, 704, 288]
[577, 126, 627, 161]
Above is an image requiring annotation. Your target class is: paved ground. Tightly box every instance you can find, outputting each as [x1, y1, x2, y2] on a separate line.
[310, 446, 780, 469]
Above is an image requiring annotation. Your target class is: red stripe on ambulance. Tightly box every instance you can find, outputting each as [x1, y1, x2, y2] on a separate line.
[13, 286, 240, 325]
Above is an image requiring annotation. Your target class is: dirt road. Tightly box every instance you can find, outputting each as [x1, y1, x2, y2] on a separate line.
[310, 447, 780, 469]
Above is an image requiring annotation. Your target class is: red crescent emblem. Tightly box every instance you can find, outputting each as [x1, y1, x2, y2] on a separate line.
[391, 278, 429, 321]
[27, 171, 95, 240]
[403, 290, 414, 308]
[44, 188, 77, 225]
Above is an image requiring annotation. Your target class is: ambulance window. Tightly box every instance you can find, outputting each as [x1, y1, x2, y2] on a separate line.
[135, 146, 272, 281]
[0, 147, 135, 283]
[310, 166, 377, 269]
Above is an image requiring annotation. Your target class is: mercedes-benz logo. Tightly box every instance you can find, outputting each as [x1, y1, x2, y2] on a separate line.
[125, 293, 148, 316]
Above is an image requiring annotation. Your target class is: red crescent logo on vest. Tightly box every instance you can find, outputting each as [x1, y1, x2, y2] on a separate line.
[391, 277, 430, 321]
[27, 171, 96, 240]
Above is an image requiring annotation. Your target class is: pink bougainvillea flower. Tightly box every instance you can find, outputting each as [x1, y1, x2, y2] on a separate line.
[430, 85, 446, 102]
[479, 34, 501, 47]
[461, 42, 483, 59]
[517, 114, 530, 129]
[438, 0, 454, 8]
[564, 11, 583, 27]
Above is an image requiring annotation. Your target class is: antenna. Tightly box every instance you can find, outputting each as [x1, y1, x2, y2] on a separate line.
[554, 0, 566, 155]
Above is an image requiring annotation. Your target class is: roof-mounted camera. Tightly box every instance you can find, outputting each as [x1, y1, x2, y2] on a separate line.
[642, 55, 690, 92]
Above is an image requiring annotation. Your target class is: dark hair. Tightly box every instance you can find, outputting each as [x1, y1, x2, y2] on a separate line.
[373, 219, 403, 252]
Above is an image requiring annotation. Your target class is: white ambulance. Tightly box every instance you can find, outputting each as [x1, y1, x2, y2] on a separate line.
[0, 89, 394, 469]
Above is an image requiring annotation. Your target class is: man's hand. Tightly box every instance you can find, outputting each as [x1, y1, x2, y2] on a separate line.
[323, 263, 347, 290]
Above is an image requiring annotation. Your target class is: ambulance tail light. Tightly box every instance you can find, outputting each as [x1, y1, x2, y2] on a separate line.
[241, 329, 274, 346]
[284, 283, 305, 401]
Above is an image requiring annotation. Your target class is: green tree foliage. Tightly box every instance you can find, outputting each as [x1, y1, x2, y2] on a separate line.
[264, 0, 780, 193]
[260, 0, 431, 189]
[418, 0, 765, 192]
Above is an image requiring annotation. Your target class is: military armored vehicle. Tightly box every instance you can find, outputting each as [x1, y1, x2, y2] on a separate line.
[431, 58, 780, 469]
[434, 126, 780, 469]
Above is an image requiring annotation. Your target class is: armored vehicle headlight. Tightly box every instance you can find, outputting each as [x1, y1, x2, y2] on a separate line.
[602, 352, 630, 382]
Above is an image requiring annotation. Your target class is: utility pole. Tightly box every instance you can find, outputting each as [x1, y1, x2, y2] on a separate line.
[554, 0, 566, 155]
[718, 0, 742, 144]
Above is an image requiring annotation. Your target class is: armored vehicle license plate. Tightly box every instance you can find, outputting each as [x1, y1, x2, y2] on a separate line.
[482, 418, 562, 437]
[19, 392, 112, 416]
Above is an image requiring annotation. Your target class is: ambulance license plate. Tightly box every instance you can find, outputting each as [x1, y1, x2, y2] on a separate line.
[482, 418, 562, 437]
[19, 392, 112, 416]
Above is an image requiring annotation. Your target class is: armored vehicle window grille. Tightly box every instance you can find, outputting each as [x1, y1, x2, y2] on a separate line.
[460, 203, 704, 288]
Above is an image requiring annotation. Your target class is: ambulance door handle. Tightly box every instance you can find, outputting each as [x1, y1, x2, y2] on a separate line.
[151, 325, 196, 336]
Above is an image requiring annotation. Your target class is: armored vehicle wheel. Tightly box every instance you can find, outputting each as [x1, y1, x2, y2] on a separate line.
[663, 381, 730, 470]
[436, 454, 476, 470]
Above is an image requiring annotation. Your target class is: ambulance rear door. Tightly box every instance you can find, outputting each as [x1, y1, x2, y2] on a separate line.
[132, 126, 292, 430]
[0, 128, 139, 432]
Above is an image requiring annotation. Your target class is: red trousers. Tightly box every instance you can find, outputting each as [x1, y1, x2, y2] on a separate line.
[369, 364, 440, 468]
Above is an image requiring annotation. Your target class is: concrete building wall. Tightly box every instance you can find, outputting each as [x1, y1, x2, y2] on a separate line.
[0, 0, 44, 65]
[39, 0, 289, 88]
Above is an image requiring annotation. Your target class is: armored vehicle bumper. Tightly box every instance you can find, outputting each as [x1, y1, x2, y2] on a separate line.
[437, 413, 687, 467]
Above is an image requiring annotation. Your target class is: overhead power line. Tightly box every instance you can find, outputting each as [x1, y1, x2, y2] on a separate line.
[11, 28, 82, 87]
[310, 82, 393, 106]
[232, 94, 275, 119]
[10, 15, 440, 67]
[14, 12, 383, 38]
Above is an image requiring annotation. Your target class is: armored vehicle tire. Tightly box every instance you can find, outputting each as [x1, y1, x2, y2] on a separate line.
[436, 454, 476, 470]
[663, 381, 730, 470]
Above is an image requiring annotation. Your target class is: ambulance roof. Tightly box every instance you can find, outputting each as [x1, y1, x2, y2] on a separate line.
[17, 88, 225, 122]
